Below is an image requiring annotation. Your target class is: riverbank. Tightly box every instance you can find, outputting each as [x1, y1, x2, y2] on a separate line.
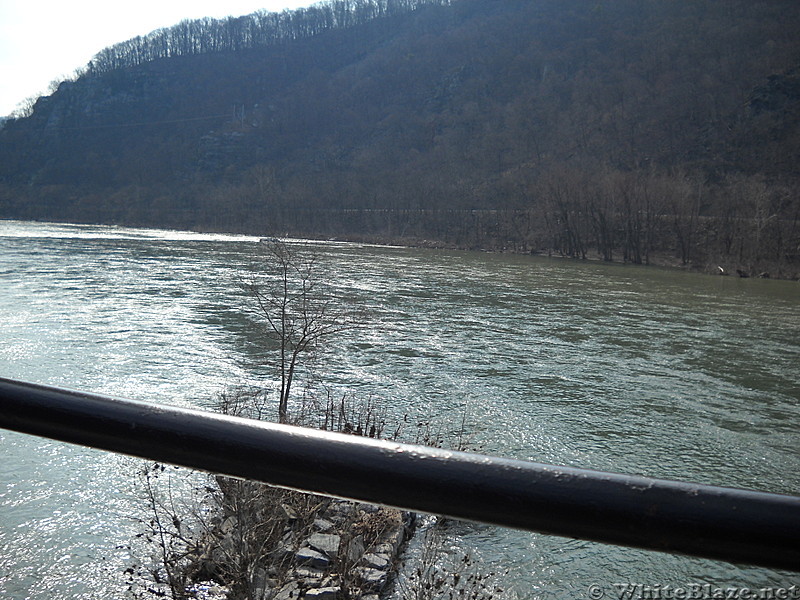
[281, 229, 800, 282]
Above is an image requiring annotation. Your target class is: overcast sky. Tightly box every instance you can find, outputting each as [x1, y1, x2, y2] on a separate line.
[0, 0, 316, 117]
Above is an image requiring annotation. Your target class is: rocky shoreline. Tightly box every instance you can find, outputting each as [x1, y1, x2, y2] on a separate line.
[183, 487, 416, 600]
[270, 500, 414, 600]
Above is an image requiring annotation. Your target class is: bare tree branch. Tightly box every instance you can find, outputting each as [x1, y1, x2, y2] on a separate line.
[241, 239, 362, 423]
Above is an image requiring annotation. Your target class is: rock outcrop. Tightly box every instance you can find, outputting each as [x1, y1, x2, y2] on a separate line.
[188, 493, 415, 600]
[269, 500, 414, 600]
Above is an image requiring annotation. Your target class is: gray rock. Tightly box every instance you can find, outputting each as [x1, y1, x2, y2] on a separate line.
[319, 575, 340, 587]
[273, 581, 299, 600]
[279, 503, 299, 521]
[313, 517, 335, 532]
[373, 542, 394, 556]
[292, 565, 326, 579]
[296, 546, 330, 569]
[361, 552, 391, 570]
[322, 500, 352, 518]
[383, 528, 404, 554]
[304, 587, 341, 599]
[220, 516, 238, 534]
[308, 533, 341, 557]
[345, 534, 365, 563]
[357, 567, 388, 590]
[275, 541, 296, 560]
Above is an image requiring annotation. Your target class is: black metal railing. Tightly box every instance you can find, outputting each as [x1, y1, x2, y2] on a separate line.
[1, 377, 798, 572]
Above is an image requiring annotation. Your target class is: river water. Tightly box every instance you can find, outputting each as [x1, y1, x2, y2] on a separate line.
[0, 220, 798, 598]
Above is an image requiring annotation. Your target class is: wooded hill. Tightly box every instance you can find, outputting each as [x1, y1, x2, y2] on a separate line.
[1, 0, 799, 276]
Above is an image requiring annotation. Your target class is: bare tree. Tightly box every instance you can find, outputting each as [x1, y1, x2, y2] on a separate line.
[9, 95, 38, 119]
[242, 239, 358, 424]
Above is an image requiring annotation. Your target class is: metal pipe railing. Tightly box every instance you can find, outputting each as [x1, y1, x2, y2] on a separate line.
[1, 377, 798, 572]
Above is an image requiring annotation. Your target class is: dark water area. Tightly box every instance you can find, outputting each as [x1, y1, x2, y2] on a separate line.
[0, 220, 798, 598]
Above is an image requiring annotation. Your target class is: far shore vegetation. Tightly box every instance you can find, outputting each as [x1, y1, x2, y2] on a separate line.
[1, 0, 798, 279]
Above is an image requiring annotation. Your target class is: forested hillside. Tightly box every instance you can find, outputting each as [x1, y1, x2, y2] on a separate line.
[1, 0, 799, 276]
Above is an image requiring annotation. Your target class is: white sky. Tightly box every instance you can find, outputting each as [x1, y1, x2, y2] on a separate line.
[0, 0, 316, 117]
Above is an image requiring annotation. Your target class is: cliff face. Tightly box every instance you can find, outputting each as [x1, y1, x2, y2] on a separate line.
[1, 0, 799, 275]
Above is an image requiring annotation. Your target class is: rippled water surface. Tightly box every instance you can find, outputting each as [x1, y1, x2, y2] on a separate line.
[1, 220, 798, 598]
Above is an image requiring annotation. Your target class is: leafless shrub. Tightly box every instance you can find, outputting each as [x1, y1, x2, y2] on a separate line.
[398, 519, 514, 600]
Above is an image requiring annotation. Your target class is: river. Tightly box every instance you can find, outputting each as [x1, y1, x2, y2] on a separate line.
[0, 220, 798, 599]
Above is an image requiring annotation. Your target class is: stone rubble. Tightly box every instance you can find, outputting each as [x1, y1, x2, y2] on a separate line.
[188, 491, 415, 600]
[268, 499, 415, 600]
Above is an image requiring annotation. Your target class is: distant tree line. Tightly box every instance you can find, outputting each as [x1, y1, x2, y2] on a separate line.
[86, 0, 451, 75]
[161, 164, 796, 277]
